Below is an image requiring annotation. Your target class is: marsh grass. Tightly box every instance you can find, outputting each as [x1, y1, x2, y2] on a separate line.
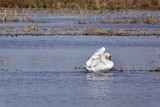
[101, 17, 159, 24]
[0, 26, 159, 36]
[0, 0, 160, 10]
[94, 0, 100, 10]
[117, 58, 127, 72]
[144, 16, 160, 24]
[130, 19, 141, 24]
[101, 17, 142, 24]
[0, 8, 33, 23]
[150, 48, 160, 72]
[152, 67, 160, 72]
[82, 27, 105, 35]
[79, 18, 87, 24]
[100, 18, 112, 23]
[22, 23, 38, 32]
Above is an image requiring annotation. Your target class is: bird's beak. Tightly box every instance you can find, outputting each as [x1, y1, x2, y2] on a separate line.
[109, 56, 112, 61]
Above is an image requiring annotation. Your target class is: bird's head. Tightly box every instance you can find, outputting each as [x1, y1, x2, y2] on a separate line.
[104, 52, 112, 61]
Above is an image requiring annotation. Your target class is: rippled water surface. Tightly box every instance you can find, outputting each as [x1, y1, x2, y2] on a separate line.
[0, 36, 160, 107]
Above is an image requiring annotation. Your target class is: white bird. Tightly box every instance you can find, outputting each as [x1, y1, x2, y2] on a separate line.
[84, 47, 114, 72]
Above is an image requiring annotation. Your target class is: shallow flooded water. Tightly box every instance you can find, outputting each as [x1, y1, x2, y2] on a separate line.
[0, 36, 160, 107]
[0, 10, 160, 36]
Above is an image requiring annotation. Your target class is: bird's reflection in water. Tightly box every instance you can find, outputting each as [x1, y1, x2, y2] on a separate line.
[86, 72, 113, 105]
[86, 72, 113, 80]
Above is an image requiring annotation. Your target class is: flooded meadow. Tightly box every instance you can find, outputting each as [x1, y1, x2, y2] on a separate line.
[0, 9, 160, 107]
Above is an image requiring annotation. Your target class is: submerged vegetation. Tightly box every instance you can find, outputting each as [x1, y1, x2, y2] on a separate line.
[0, 0, 160, 10]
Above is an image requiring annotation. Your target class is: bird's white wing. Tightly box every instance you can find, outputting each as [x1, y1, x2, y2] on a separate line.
[91, 47, 105, 59]
[86, 47, 105, 67]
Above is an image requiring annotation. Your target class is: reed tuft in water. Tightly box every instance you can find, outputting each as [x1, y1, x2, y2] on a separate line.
[144, 16, 160, 24]
[151, 67, 160, 72]
[151, 48, 160, 72]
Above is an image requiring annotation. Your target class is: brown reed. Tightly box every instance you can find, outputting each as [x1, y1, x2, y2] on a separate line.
[0, 0, 159, 10]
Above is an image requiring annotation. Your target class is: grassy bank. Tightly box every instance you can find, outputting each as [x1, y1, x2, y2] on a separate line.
[0, 0, 160, 10]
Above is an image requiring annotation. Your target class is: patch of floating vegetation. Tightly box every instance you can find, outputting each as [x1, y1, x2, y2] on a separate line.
[100, 17, 159, 24]
[0, 26, 159, 36]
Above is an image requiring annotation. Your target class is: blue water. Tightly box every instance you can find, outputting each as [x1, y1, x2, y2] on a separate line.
[0, 36, 160, 107]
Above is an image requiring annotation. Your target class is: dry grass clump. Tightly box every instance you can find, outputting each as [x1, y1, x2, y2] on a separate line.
[151, 67, 160, 72]
[82, 27, 124, 36]
[79, 18, 87, 24]
[144, 16, 160, 24]
[64, 27, 79, 31]
[0, 0, 159, 10]
[83, 27, 105, 35]
[100, 18, 123, 24]
[100, 16, 159, 25]
[130, 19, 141, 24]
[100, 19, 111, 23]
[106, 28, 121, 35]
[101, 17, 160, 25]
[23, 23, 38, 32]
[100, 17, 142, 24]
